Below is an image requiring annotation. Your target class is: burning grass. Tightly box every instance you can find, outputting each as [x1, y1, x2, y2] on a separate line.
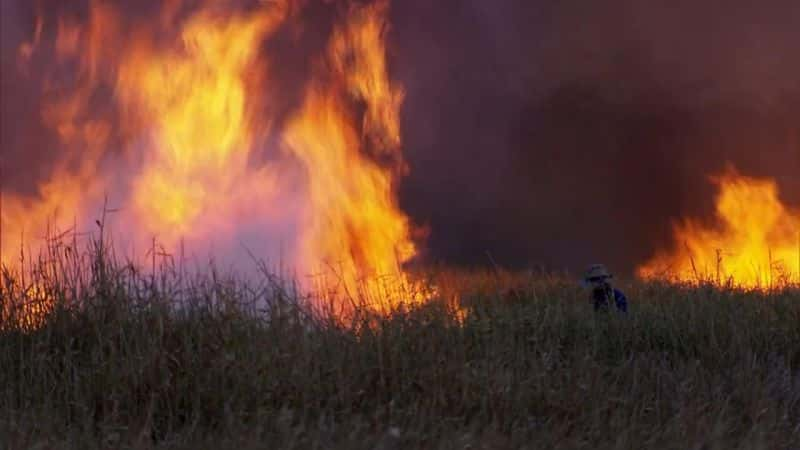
[0, 239, 799, 449]
[638, 167, 800, 289]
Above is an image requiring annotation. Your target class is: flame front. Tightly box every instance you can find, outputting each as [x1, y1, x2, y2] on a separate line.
[284, 1, 419, 311]
[117, 5, 286, 241]
[2, 0, 423, 318]
[638, 168, 800, 288]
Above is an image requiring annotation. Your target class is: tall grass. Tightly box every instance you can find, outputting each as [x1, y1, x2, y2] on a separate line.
[0, 235, 798, 449]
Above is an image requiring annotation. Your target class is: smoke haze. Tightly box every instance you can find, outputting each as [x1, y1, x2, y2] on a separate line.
[2, 0, 799, 275]
[391, 0, 800, 273]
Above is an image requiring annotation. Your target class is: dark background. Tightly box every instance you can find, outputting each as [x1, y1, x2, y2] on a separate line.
[2, 0, 799, 275]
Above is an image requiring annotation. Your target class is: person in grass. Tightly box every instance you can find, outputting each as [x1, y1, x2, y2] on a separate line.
[583, 264, 628, 313]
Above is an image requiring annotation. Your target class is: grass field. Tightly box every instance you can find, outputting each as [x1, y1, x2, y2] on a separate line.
[1, 241, 799, 449]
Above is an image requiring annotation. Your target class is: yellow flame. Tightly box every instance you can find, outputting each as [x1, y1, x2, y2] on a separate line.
[2, 0, 425, 321]
[115, 6, 286, 239]
[284, 1, 421, 314]
[638, 167, 800, 288]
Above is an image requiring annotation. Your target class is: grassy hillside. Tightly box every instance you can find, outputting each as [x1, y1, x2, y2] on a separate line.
[1, 244, 798, 449]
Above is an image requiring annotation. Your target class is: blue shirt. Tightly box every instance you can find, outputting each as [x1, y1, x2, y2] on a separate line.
[592, 286, 628, 313]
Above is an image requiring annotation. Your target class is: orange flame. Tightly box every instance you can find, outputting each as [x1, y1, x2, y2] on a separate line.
[2, 0, 424, 318]
[116, 5, 286, 241]
[638, 167, 800, 288]
[284, 1, 420, 312]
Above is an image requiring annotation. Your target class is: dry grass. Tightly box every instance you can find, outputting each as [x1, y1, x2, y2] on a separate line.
[0, 237, 799, 449]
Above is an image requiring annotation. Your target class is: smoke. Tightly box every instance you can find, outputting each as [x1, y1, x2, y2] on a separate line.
[3, 0, 800, 276]
[391, 0, 800, 274]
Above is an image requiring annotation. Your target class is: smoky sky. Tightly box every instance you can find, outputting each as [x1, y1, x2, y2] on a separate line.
[390, 0, 800, 274]
[2, 0, 800, 275]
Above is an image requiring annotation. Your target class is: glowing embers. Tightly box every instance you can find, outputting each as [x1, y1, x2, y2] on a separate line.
[639, 167, 800, 288]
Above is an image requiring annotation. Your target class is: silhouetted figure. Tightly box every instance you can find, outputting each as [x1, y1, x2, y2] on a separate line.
[584, 264, 628, 313]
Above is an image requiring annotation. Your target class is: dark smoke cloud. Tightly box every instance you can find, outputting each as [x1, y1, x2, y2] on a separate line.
[391, 0, 800, 274]
[1, 0, 56, 194]
[2, 0, 799, 275]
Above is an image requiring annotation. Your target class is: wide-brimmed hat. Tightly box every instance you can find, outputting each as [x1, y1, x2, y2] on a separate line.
[584, 264, 613, 282]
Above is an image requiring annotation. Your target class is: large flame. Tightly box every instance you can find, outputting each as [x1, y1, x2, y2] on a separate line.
[2, 0, 422, 317]
[284, 1, 418, 310]
[638, 167, 800, 288]
[116, 4, 286, 242]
